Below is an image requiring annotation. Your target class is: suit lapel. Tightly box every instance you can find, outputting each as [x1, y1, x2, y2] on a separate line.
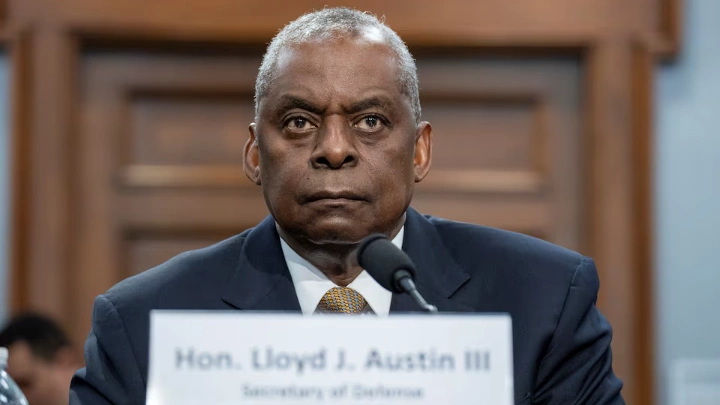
[391, 207, 474, 313]
[222, 215, 302, 312]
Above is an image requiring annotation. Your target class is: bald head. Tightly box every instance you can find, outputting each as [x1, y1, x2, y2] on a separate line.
[254, 7, 421, 124]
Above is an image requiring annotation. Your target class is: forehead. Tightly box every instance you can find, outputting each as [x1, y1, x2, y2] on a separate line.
[266, 36, 403, 106]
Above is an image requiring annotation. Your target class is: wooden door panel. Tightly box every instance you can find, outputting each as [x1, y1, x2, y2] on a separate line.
[415, 55, 583, 251]
[70, 49, 586, 351]
[73, 49, 266, 347]
[129, 94, 251, 166]
[423, 100, 538, 170]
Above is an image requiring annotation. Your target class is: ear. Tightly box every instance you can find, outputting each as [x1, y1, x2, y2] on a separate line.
[244, 123, 262, 185]
[413, 121, 432, 182]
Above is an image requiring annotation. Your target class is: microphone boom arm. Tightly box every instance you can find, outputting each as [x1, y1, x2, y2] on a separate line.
[397, 277, 438, 314]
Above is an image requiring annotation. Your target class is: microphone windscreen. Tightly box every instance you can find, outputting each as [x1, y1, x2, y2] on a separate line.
[357, 233, 417, 293]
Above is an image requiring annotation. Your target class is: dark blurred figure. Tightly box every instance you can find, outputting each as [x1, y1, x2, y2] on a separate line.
[0, 313, 78, 405]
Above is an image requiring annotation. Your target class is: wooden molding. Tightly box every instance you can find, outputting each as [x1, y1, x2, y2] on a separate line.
[420, 170, 546, 194]
[8, 29, 30, 312]
[631, 42, 657, 405]
[655, 0, 683, 60]
[120, 165, 251, 188]
[0, 0, 6, 27]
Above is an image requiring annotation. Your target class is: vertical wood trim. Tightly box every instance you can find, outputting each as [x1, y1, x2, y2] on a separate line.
[586, 41, 640, 404]
[68, 62, 121, 353]
[20, 29, 77, 325]
[631, 42, 656, 405]
[8, 29, 31, 313]
[0, 0, 7, 26]
[658, 0, 682, 58]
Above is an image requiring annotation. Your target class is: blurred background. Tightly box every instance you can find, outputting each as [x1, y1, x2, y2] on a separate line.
[0, 0, 718, 404]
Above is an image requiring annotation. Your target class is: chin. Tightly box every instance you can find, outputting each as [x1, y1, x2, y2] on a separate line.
[303, 219, 372, 245]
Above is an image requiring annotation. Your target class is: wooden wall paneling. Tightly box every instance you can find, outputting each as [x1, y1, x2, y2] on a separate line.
[87, 50, 261, 188]
[414, 54, 583, 250]
[532, 60, 584, 251]
[631, 42, 656, 405]
[70, 52, 124, 351]
[586, 41, 639, 402]
[8, 30, 30, 312]
[657, 0, 683, 58]
[10, 0, 682, 48]
[18, 0, 614, 45]
[0, 0, 6, 27]
[20, 30, 79, 327]
[117, 193, 270, 230]
[129, 95, 246, 166]
[68, 49, 269, 347]
[6, 0, 673, 403]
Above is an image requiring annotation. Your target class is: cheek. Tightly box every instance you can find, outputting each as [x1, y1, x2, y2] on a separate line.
[366, 146, 416, 199]
[259, 141, 295, 182]
[258, 142, 309, 205]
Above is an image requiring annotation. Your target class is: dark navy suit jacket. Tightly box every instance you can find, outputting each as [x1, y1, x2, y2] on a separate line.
[70, 208, 625, 404]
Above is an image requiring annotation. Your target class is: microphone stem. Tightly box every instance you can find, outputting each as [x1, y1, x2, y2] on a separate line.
[408, 289, 439, 314]
[398, 277, 439, 314]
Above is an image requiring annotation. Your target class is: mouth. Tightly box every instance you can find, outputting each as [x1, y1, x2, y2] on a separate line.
[304, 191, 368, 204]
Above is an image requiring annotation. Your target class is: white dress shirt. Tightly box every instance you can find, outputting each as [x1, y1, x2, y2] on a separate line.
[279, 227, 404, 316]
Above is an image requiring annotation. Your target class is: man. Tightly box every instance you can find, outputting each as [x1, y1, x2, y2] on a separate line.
[70, 7, 625, 404]
[0, 313, 79, 405]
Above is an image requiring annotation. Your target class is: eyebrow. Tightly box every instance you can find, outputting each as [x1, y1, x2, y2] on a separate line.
[274, 95, 395, 117]
[275, 95, 324, 115]
[344, 97, 394, 115]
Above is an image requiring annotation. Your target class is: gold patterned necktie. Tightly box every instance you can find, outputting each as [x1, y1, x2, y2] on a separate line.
[317, 287, 368, 314]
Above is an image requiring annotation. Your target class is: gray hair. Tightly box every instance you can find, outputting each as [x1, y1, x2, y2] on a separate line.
[254, 7, 421, 124]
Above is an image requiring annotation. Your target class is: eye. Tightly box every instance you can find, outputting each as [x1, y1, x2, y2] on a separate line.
[285, 116, 316, 131]
[353, 115, 385, 132]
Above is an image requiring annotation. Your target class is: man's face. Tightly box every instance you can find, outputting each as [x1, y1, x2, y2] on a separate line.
[246, 35, 431, 245]
[7, 342, 74, 405]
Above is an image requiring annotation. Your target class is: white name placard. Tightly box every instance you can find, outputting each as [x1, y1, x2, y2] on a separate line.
[146, 312, 514, 405]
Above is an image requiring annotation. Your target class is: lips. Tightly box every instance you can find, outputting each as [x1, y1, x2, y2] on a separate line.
[304, 190, 367, 203]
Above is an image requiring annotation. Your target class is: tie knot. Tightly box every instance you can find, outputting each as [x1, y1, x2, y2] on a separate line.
[317, 287, 368, 314]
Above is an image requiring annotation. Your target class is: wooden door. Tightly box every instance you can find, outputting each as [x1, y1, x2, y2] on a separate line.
[8, 1, 680, 404]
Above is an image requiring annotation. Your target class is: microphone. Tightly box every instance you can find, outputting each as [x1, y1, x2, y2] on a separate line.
[357, 234, 438, 314]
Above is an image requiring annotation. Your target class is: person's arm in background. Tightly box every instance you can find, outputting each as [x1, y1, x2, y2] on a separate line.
[531, 257, 625, 404]
[70, 295, 146, 405]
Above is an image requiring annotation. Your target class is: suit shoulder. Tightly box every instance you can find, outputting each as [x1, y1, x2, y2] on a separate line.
[103, 231, 250, 309]
[426, 215, 585, 278]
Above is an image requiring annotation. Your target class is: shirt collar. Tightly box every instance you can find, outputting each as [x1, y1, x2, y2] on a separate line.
[278, 227, 403, 316]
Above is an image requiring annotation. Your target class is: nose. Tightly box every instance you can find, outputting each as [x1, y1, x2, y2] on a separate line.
[310, 116, 358, 169]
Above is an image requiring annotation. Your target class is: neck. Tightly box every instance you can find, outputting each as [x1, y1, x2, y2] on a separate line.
[278, 215, 405, 286]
